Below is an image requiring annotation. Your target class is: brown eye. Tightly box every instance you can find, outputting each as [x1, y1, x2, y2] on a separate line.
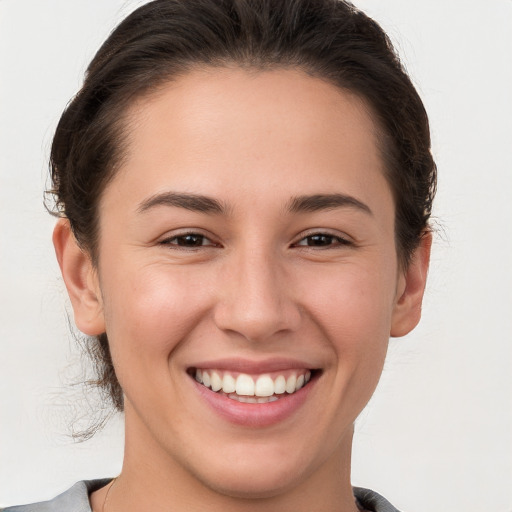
[305, 234, 335, 246]
[161, 233, 215, 248]
[176, 234, 206, 247]
[295, 233, 352, 248]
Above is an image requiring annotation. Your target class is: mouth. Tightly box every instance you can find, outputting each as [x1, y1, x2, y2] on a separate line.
[188, 368, 318, 404]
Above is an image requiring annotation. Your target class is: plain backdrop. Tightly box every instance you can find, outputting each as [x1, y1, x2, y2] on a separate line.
[1, 1, 511, 511]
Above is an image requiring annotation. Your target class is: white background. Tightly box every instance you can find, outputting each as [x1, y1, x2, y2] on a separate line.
[1, 1, 511, 510]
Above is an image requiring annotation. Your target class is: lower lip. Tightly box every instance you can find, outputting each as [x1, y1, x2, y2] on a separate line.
[192, 375, 316, 428]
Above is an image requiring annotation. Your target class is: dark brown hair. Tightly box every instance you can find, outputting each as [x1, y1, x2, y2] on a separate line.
[49, 0, 436, 426]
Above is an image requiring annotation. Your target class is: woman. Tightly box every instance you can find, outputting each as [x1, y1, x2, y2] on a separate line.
[3, 0, 435, 511]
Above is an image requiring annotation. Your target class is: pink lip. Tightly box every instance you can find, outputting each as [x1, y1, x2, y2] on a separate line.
[191, 357, 316, 374]
[190, 369, 318, 428]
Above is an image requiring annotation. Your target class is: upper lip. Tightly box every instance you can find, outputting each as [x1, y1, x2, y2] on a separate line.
[189, 357, 318, 374]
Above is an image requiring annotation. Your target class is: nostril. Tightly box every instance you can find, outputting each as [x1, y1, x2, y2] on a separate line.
[213, 306, 302, 343]
[212, 268, 301, 342]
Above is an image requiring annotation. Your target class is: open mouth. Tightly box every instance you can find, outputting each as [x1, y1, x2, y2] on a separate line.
[189, 368, 319, 404]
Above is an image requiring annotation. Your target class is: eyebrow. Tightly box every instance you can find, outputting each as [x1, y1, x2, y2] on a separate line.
[137, 191, 372, 217]
[137, 192, 226, 214]
[287, 194, 373, 216]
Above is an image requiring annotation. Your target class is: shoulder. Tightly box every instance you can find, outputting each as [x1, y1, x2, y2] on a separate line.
[353, 487, 403, 512]
[1, 480, 112, 512]
[3, 482, 400, 512]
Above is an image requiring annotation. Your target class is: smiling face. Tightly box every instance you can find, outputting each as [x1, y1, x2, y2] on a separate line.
[56, 67, 430, 509]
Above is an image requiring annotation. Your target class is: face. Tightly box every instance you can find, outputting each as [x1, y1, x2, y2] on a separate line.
[60, 68, 428, 500]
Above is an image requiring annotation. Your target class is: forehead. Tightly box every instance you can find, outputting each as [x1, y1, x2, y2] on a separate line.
[107, 67, 391, 214]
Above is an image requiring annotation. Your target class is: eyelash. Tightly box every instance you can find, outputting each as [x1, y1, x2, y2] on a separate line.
[292, 232, 353, 249]
[159, 231, 352, 250]
[159, 232, 218, 249]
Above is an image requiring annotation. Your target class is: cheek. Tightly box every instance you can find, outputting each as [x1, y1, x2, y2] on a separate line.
[100, 263, 214, 376]
[299, 260, 396, 412]
[287, 262, 397, 441]
[301, 261, 397, 347]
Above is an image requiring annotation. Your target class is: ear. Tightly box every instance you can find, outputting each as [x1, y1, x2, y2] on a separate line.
[390, 231, 432, 337]
[53, 218, 105, 336]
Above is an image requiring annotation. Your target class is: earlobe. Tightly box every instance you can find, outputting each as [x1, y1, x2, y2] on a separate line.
[53, 218, 105, 336]
[390, 231, 432, 337]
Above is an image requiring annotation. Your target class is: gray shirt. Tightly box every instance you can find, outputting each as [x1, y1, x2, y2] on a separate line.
[2, 480, 401, 512]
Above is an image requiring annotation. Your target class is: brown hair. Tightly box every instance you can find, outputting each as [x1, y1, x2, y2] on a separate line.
[49, 0, 436, 428]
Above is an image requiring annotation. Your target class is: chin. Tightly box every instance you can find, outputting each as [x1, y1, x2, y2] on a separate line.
[188, 450, 312, 499]
[202, 464, 306, 500]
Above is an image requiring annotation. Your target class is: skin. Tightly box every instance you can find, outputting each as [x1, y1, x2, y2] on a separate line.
[54, 67, 431, 512]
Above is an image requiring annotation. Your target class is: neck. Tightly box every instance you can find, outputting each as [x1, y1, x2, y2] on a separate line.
[92, 406, 360, 512]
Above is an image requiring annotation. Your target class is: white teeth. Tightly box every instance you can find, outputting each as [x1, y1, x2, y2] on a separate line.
[255, 375, 274, 397]
[285, 375, 297, 394]
[237, 395, 257, 403]
[235, 374, 255, 396]
[195, 369, 314, 399]
[210, 371, 222, 392]
[222, 373, 236, 393]
[274, 375, 286, 394]
[228, 393, 280, 404]
[257, 396, 279, 403]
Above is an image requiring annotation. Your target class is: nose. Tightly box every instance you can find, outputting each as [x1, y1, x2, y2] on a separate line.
[213, 246, 301, 343]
